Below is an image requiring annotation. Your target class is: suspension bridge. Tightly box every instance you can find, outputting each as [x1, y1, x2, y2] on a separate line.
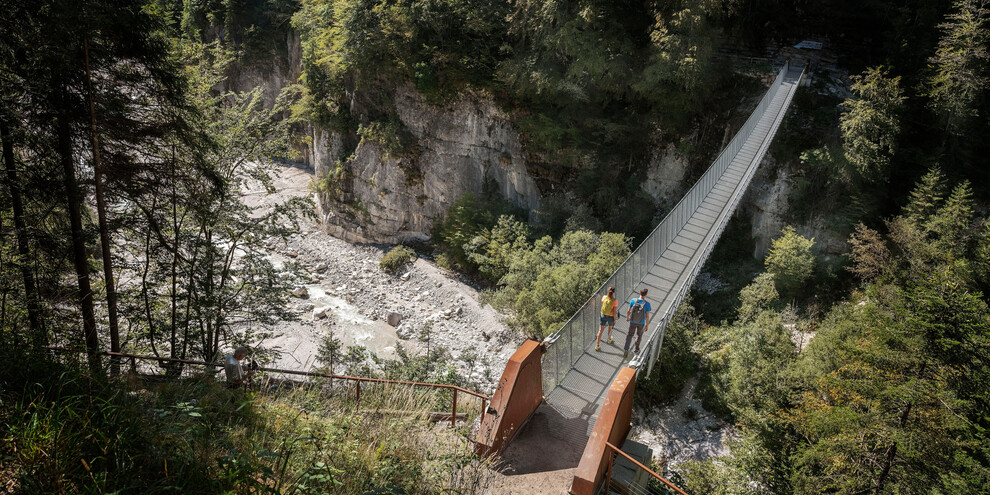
[477, 61, 806, 494]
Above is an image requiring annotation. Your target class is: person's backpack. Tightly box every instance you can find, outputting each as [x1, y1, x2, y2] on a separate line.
[630, 299, 646, 322]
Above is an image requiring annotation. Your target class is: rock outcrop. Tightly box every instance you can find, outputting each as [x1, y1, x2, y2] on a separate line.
[309, 85, 542, 244]
[643, 142, 692, 207]
[221, 31, 303, 109]
[742, 159, 847, 258]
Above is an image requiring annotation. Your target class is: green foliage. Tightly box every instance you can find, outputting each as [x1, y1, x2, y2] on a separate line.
[0, 362, 488, 494]
[464, 215, 531, 283]
[116, 43, 305, 362]
[724, 311, 796, 430]
[635, 7, 718, 123]
[874, 172, 985, 285]
[356, 118, 413, 160]
[292, 0, 509, 123]
[311, 159, 349, 196]
[433, 191, 526, 273]
[167, 0, 298, 62]
[737, 273, 780, 323]
[636, 301, 703, 405]
[681, 170, 990, 494]
[379, 245, 416, 273]
[490, 229, 631, 338]
[764, 226, 815, 299]
[902, 166, 946, 222]
[497, 0, 726, 176]
[927, 0, 990, 136]
[788, 275, 990, 493]
[839, 67, 905, 182]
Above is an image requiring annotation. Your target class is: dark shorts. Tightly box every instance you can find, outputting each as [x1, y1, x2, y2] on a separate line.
[600, 314, 615, 326]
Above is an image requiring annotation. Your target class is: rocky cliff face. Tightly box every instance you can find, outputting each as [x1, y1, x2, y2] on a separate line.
[220, 31, 543, 244]
[643, 142, 692, 207]
[221, 30, 824, 253]
[308, 85, 542, 244]
[220, 32, 302, 108]
[742, 158, 847, 258]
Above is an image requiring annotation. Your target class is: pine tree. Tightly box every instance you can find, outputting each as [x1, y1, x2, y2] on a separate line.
[839, 67, 905, 182]
[928, 0, 990, 136]
[902, 167, 946, 222]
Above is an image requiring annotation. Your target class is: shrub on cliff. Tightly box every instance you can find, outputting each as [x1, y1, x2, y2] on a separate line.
[765, 226, 815, 299]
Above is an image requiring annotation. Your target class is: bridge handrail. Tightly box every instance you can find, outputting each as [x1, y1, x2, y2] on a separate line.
[603, 441, 688, 495]
[629, 62, 805, 374]
[44, 347, 489, 427]
[540, 62, 792, 391]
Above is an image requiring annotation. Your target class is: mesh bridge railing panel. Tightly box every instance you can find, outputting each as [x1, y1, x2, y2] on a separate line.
[542, 62, 799, 397]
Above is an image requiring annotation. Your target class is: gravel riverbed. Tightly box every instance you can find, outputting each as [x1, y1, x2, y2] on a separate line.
[240, 163, 523, 394]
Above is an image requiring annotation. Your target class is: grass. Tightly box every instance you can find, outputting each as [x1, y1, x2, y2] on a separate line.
[0, 358, 494, 494]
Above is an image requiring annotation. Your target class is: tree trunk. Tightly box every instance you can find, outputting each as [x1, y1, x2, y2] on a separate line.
[0, 120, 43, 349]
[57, 95, 100, 370]
[875, 400, 915, 494]
[84, 39, 120, 370]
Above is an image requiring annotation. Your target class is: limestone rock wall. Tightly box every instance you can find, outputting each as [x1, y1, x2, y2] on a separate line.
[741, 158, 847, 259]
[312, 85, 542, 244]
[217, 29, 829, 254]
[643, 143, 692, 207]
[222, 31, 303, 109]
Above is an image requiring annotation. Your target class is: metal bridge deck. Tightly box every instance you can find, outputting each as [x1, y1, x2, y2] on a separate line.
[538, 65, 804, 438]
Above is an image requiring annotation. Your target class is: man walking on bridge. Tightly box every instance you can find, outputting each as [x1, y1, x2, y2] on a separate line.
[623, 289, 652, 360]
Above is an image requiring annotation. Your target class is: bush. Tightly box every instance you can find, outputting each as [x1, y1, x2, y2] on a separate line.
[765, 226, 815, 298]
[434, 190, 526, 273]
[493, 229, 631, 338]
[380, 246, 416, 273]
[0, 360, 493, 494]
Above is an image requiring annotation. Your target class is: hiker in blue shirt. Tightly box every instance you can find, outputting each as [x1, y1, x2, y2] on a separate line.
[623, 288, 652, 360]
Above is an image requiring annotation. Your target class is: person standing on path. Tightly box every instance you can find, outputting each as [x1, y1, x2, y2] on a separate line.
[623, 288, 652, 359]
[595, 286, 619, 351]
[225, 346, 256, 388]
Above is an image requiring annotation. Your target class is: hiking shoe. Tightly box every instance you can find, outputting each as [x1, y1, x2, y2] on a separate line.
[607, 337, 614, 344]
[635, 347, 640, 353]
[595, 345, 601, 351]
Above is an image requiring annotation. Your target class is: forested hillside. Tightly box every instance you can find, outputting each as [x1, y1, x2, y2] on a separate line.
[1, 0, 989, 493]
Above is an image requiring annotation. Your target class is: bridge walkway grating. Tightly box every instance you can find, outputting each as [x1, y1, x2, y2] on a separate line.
[536, 66, 804, 439]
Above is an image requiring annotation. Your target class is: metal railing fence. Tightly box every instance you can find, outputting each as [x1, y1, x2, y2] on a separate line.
[44, 347, 489, 428]
[541, 62, 793, 392]
[628, 62, 803, 377]
[600, 442, 689, 495]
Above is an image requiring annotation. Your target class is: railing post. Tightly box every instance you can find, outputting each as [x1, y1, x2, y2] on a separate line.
[480, 397, 487, 425]
[451, 389, 458, 428]
[605, 444, 615, 492]
[568, 323, 573, 369]
[582, 310, 588, 352]
[356, 381, 361, 410]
